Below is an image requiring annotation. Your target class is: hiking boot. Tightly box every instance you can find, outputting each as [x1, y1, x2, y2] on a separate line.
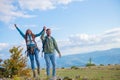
[33, 70, 36, 78]
[37, 68, 40, 75]
[52, 76, 56, 80]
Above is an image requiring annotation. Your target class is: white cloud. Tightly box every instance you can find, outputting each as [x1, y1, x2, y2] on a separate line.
[0, 0, 35, 23]
[56, 0, 84, 5]
[70, 28, 120, 46]
[104, 28, 120, 35]
[18, 0, 83, 11]
[9, 24, 39, 30]
[0, 43, 9, 51]
[0, 0, 83, 23]
[19, 0, 55, 11]
[57, 0, 72, 5]
[0, 43, 10, 60]
[57, 28, 120, 55]
[48, 26, 61, 31]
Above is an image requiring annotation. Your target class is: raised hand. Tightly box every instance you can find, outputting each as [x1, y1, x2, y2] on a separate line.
[43, 26, 46, 30]
[14, 24, 17, 28]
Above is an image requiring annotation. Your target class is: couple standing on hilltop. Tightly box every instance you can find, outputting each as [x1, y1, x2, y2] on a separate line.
[14, 24, 61, 79]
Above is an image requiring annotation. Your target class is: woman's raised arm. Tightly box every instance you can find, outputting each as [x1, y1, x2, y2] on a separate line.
[35, 26, 46, 37]
[14, 24, 25, 38]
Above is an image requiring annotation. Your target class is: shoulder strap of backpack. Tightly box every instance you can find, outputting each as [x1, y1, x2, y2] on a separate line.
[42, 36, 47, 52]
[42, 36, 54, 52]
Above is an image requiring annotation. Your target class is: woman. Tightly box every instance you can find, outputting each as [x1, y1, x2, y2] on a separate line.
[14, 24, 45, 77]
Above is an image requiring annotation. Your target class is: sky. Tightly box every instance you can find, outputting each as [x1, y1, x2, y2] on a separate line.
[0, 0, 120, 60]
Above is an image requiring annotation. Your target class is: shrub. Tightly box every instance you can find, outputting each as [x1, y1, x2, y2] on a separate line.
[71, 66, 79, 69]
[100, 64, 104, 66]
[108, 64, 111, 66]
[86, 63, 96, 67]
[63, 76, 72, 80]
[0, 67, 6, 78]
[86, 58, 96, 67]
[114, 64, 118, 66]
[13, 75, 21, 80]
[2, 46, 31, 78]
[61, 67, 65, 69]
[0, 59, 3, 77]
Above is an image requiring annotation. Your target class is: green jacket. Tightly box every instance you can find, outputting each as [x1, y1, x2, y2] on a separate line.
[41, 31, 60, 54]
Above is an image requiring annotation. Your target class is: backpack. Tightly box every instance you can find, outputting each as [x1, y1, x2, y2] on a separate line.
[42, 36, 55, 52]
[25, 34, 39, 55]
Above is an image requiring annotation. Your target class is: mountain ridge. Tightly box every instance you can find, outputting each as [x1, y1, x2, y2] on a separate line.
[28, 48, 120, 68]
[56, 48, 120, 67]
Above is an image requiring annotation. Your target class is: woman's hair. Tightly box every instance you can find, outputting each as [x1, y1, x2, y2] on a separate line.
[25, 29, 35, 42]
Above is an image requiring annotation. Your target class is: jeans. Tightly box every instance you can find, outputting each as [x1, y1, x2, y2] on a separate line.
[28, 48, 40, 70]
[44, 53, 56, 77]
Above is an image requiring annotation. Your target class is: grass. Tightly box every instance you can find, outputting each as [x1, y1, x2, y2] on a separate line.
[1, 65, 120, 80]
[39, 65, 120, 80]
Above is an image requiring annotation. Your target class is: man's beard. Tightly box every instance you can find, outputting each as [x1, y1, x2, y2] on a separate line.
[47, 34, 51, 36]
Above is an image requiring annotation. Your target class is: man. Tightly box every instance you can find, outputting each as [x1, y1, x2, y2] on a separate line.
[41, 26, 61, 79]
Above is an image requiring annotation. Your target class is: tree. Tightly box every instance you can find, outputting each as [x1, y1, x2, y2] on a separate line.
[2, 46, 30, 78]
[86, 58, 96, 67]
[89, 58, 92, 64]
[0, 59, 2, 67]
[0, 59, 5, 78]
[100, 64, 104, 66]
[0, 59, 2, 63]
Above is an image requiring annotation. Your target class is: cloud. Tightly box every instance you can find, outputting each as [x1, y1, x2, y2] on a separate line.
[48, 26, 61, 31]
[0, 43, 9, 51]
[9, 24, 39, 30]
[18, 0, 83, 11]
[0, 0, 83, 23]
[57, 28, 120, 55]
[0, 43, 10, 60]
[0, 0, 35, 23]
[56, 0, 84, 5]
[69, 28, 120, 46]
[57, 0, 72, 5]
[19, 0, 55, 11]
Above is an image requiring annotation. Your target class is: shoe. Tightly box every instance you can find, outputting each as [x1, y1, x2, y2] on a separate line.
[52, 76, 56, 80]
[33, 70, 36, 78]
[37, 68, 40, 75]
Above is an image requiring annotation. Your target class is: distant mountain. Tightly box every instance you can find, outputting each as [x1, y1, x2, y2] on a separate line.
[28, 48, 120, 68]
[56, 48, 120, 68]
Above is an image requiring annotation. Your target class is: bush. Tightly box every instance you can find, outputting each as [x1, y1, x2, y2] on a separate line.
[86, 58, 96, 67]
[2, 46, 31, 78]
[61, 67, 65, 69]
[63, 76, 72, 80]
[108, 64, 111, 66]
[100, 64, 104, 66]
[13, 75, 21, 80]
[71, 66, 79, 69]
[114, 64, 119, 66]
[0, 67, 5, 78]
[86, 63, 96, 67]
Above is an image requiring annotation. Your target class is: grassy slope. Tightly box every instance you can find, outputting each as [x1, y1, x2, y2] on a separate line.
[2, 65, 120, 80]
[39, 65, 120, 80]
